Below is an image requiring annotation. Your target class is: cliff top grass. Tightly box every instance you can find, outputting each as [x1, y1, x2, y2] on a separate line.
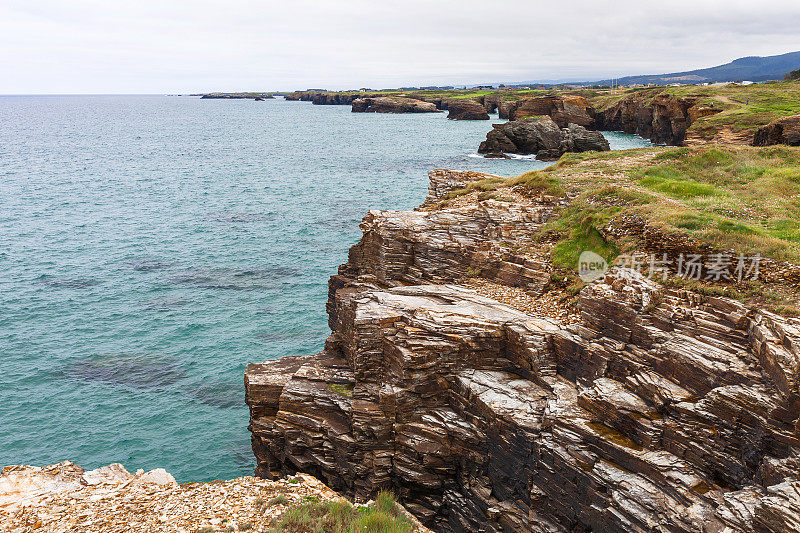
[442, 145, 800, 312]
[269, 491, 415, 533]
[544, 144, 800, 263]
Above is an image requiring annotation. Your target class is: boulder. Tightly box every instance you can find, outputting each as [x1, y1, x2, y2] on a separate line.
[478, 117, 609, 160]
[753, 114, 800, 146]
[351, 97, 439, 114]
[446, 99, 490, 120]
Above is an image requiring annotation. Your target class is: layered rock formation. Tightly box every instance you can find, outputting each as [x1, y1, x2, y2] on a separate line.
[753, 114, 800, 146]
[352, 97, 440, 114]
[246, 169, 800, 532]
[505, 95, 598, 128]
[446, 99, 490, 120]
[478, 117, 610, 160]
[598, 92, 724, 145]
[200, 93, 274, 99]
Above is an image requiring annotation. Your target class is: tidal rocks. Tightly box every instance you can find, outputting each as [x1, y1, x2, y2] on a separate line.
[506, 95, 597, 128]
[445, 99, 490, 120]
[753, 114, 800, 146]
[352, 97, 439, 114]
[478, 117, 609, 160]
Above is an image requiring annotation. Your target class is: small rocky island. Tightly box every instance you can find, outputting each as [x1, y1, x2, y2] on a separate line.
[478, 116, 610, 160]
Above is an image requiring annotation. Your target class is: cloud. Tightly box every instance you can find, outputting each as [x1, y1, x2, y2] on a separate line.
[1, 0, 799, 93]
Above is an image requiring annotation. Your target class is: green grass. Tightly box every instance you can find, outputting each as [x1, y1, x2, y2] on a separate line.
[329, 383, 355, 397]
[269, 491, 413, 533]
[269, 494, 289, 506]
[439, 144, 800, 269]
[441, 171, 564, 202]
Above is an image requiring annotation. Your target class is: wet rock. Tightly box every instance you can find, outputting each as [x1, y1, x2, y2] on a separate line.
[478, 117, 609, 160]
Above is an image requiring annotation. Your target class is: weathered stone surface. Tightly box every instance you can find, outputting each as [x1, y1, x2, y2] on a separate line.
[0, 461, 394, 533]
[478, 116, 609, 159]
[598, 91, 720, 145]
[753, 114, 800, 146]
[506, 95, 597, 128]
[445, 99, 490, 120]
[246, 171, 800, 532]
[352, 97, 439, 114]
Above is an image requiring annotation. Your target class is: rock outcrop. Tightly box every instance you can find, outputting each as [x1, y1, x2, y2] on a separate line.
[200, 93, 274, 99]
[446, 99, 490, 120]
[246, 169, 800, 532]
[753, 114, 800, 146]
[598, 91, 724, 145]
[478, 117, 610, 160]
[505, 95, 598, 128]
[352, 97, 440, 114]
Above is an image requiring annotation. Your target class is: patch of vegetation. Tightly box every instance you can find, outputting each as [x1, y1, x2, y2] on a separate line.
[269, 491, 413, 533]
[269, 494, 289, 506]
[784, 69, 800, 81]
[446, 145, 800, 290]
[665, 82, 800, 135]
[544, 202, 621, 271]
[329, 383, 355, 397]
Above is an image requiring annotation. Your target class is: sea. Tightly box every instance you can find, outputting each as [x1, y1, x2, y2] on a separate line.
[0, 95, 652, 481]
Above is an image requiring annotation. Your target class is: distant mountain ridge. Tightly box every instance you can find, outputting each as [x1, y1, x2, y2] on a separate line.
[584, 51, 800, 86]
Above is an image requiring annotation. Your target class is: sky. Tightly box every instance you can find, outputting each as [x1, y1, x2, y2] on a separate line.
[1, 0, 799, 94]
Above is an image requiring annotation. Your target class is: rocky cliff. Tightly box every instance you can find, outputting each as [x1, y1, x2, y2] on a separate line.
[446, 99, 490, 120]
[352, 97, 440, 114]
[753, 115, 800, 146]
[246, 168, 800, 532]
[597, 91, 723, 145]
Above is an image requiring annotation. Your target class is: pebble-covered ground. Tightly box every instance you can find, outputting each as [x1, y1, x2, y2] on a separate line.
[0, 462, 340, 532]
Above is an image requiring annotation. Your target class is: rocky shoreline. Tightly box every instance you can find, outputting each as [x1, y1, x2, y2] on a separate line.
[0, 461, 432, 533]
[245, 168, 800, 532]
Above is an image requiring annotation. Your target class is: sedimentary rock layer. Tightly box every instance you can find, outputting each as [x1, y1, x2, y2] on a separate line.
[753, 114, 800, 146]
[246, 170, 800, 532]
[352, 97, 439, 114]
[446, 99, 490, 120]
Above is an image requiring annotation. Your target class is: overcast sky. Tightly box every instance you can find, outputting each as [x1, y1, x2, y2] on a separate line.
[2, 0, 799, 93]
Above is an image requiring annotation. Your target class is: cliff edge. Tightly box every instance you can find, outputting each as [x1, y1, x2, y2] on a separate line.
[246, 158, 800, 532]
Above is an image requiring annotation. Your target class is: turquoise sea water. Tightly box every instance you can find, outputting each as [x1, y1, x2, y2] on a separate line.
[0, 95, 651, 481]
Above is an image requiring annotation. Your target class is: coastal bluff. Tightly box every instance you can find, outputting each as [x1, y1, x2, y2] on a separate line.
[246, 168, 800, 532]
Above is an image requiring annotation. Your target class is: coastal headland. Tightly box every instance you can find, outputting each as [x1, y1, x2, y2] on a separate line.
[246, 144, 800, 531]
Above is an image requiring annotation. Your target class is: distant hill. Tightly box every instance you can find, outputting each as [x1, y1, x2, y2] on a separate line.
[583, 51, 800, 86]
